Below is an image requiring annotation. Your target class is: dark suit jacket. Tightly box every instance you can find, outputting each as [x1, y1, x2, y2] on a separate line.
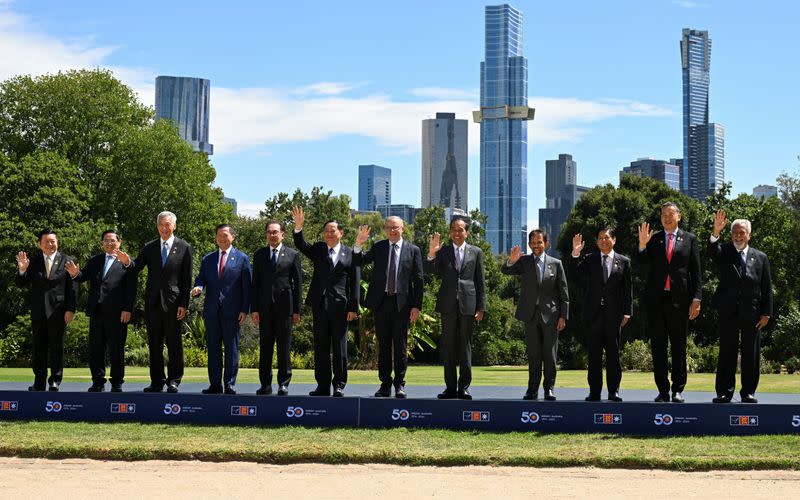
[709, 240, 772, 320]
[251, 245, 302, 317]
[568, 252, 632, 323]
[194, 247, 251, 319]
[293, 230, 360, 314]
[72, 253, 136, 316]
[424, 243, 486, 316]
[637, 228, 702, 308]
[354, 239, 424, 312]
[501, 253, 569, 324]
[16, 252, 78, 318]
[132, 237, 193, 312]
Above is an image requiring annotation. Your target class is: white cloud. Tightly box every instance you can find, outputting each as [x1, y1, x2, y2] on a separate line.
[411, 87, 478, 100]
[672, 0, 708, 8]
[234, 201, 265, 218]
[291, 81, 364, 96]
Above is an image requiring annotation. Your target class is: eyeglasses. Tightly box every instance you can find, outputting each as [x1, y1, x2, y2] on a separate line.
[385, 226, 402, 231]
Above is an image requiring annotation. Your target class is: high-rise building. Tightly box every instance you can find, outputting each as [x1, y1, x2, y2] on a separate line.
[475, 4, 535, 254]
[358, 164, 391, 212]
[376, 204, 419, 224]
[620, 158, 681, 191]
[155, 76, 213, 154]
[681, 29, 724, 199]
[222, 196, 238, 215]
[538, 154, 588, 257]
[753, 185, 778, 199]
[421, 113, 468, 211]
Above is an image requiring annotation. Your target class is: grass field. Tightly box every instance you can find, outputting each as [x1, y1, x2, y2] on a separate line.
[1, 366, 798, 392]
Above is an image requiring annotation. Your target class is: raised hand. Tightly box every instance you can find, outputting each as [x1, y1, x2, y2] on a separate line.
[428, 232, 442, 258]
[115, 249, 131, 266]
[638, 222, 653, 250]
[355, 225, 371, 247]
[712, 209, 728, 238]
[64, 260, 80, 278]
[572, 234, 584, 256]
[191, 286, 203, 297]
[292, 206, 305, 231]
[16, 251, 29, 273]
[508, 245, 522, 264]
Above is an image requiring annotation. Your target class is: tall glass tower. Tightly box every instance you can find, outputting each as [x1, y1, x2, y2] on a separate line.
[358, 164, 391, 212]
[476, 4, 533, 254]
[155, 76, 213, 155]
[421, 113, 468, 211]
[681, 29, 724, 199]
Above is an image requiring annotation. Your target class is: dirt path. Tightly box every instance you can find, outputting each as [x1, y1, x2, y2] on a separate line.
[1, 458, 798, 499]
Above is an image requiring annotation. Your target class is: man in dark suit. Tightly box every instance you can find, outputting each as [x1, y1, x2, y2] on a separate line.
[119, 211, 192, 393]
[709, 210, 772, 404]
[637, 202, 702, 403]
[65, 230, 136, 392]
[501, 229, 569, 401]
[191, 224, 251, 395]
[354, 216, 424, 399]
[291, 206, 360, 397]
[569, 228, 632, 402]
[251, 220, 302, 396]
[15, 229, 77, 392]
[425, 216, 486, 400]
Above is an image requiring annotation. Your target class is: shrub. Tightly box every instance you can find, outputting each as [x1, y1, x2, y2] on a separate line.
[64, 312, 90, 367]
[621, 339, 652, 371]
[0, 314, 32, 367]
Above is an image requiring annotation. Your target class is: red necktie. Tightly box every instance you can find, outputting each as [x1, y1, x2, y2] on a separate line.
[665, 234, 674, 290]
[218, 250, 227, 278]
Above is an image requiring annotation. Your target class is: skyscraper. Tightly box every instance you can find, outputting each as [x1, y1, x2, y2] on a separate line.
[476, 4, 534, 254]
[421, 113, 468, 211]
[358, 164, 391, 212]
[753, 184, 778, 199]
[620, 158, 681, 191]
[155, 76, 213, 155]
[681, 29, 724, 199]
[538, 154, 588, 257]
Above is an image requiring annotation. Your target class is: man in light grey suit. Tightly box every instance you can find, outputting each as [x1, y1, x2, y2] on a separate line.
[502, 229, 569, 401]
[425, 216, 486, 400]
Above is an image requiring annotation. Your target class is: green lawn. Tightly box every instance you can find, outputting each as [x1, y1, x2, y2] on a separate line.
[1, 366, 798, 393]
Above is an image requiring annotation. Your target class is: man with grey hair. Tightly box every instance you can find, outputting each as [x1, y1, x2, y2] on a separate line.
[119, 211, 193, 393]
[709, 209, 772, 403]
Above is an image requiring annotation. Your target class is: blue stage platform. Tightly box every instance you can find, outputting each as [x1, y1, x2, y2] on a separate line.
[2, 387, 799, 435]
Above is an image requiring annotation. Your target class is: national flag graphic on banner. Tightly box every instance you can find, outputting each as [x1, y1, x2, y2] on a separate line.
[462, 411, 490, 422]
[111, 403, 136, 413]
[1, 401, 18, 411]
[729, 415, 758, 427]
[231, 405, 257, 416]
[594, 413, 622, 425]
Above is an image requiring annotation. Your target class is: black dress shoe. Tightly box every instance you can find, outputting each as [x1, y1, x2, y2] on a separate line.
[224, 386, 237, 395]
[277, 385, 288, 396]
[88, 384, 105, 393]
[607, 392, 623, 402]
[544, 389, 556, 401]
[202, 385, 223, 394]
[671, 392, 685, 403]
[741, 394, 758, 404]
[585, 394, 601, 402]
[143, 384, 164, 393]
[523, 391, 538, 401]
[48, 383, 60, 392]
[110, 385, 122, 393]
[374, 385, 391, 397]
[437, 390, 458, 399]
[28, 385, 45, 392]
[256, 385, 272, 395]
[654, 393, 670, 402]
[309, 388, 330, 396]
[333, 388, 344, 397]
[458, 389, 472, 400]
[395, 388, 407, 399]
[166, 382, 179, 394]
[712, 394, 732, 403]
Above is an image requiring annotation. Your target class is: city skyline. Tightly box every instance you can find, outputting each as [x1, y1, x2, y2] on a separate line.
[0, 1, 796, 231]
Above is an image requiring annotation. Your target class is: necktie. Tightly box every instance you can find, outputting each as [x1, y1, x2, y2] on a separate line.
[602, 254, 609, 283]
[739, 250, 746, 276]
[161, 241, 168, 268]
[387, 243, 397, 295]
[218, 250, 227, 278]
[455, 247, 463, 272]
[665, 233, 674, 290]
[103, 255, 115, 278]
[328, 247, 335, 267]
[45, 255, 52, 277]
[535, 256, 543, 284]
[271, 248, 278, 271]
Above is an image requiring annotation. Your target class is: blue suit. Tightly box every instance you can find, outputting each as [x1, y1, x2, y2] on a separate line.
[194, 246, 252, 388]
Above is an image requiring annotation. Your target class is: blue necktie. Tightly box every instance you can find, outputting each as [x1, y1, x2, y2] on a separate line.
[271, 248, 278, 271]
[103, 255, 115, 278]
[161, 242, 168, 268]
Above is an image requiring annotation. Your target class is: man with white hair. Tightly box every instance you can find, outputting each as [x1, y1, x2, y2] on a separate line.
[709, 209, 773, 404]
[119, 211, 193, 393]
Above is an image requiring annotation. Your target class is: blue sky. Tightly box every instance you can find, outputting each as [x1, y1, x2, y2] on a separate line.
[1, 0, 797, 226]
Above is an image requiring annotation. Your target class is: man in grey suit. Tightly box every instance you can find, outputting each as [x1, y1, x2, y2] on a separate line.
[502, 229, 569, 401]
[425, 216, 486, 400]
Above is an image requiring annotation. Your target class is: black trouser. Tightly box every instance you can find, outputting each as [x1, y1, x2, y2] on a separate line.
[649, 292, 688, 394]
[145, 306, 184, 387]
[716, 314, 761, 397]
[258, 307, 293, 388]
[524, 310, 558, 393]
[312, 304, 348, 391]
[89, 304, 128, 386]
[440, 310, 474, 392]
[374, 294, 410, 389]
[586, 308, 622, 396]
[31, 311, 66, 388]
